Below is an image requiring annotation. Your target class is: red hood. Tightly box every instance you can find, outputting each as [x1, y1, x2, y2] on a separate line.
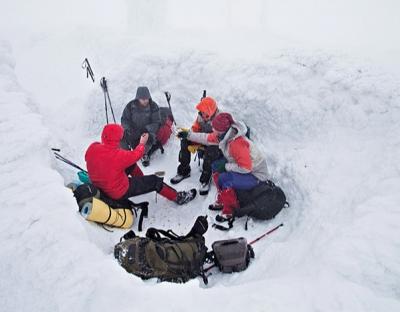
[101, 124, 124, 147]
[196, 97, 217, 119]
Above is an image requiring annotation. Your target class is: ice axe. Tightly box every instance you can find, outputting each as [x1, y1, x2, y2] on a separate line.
[164, 91, 176, 126]
[81, 58, 95, 83]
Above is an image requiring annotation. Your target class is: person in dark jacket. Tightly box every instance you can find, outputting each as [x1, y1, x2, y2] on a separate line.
[85, 124, 196, 205]
[121, 86, 161, 167]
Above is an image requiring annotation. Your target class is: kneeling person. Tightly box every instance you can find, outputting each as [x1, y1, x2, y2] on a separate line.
[85, 124, 196, 205]
[195, 113, 268, 216]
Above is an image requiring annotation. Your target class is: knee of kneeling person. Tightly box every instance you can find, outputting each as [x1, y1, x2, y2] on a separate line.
[217, 172, 235, 189]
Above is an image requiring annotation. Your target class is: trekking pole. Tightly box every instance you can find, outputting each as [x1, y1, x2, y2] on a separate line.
[164, 91, 177, 126]
[248, 223, 284, 245]
[204, 223, 283, 273]
[82, 58, 95, 83]
[100, 77, 116, 124]
[202, 89, 207, 99]
[52, 150, 87, 173]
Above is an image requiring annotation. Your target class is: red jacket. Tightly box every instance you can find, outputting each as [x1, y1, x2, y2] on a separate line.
[85, 124, 145, 200]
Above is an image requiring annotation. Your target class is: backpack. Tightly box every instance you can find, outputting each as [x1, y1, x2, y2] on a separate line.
[72, 183, 148, 231]
[157, 107, 174, 145]
[209, 238, 255, 273]
[235, 180, 288, 220]
[114, 216, 209, 283]
[213, 180, 288, 231]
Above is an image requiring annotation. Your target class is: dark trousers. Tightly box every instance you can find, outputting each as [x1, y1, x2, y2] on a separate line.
[121, 130, 153, 153]
[177, 138, 222, 183]
[122, 174, 164, 200]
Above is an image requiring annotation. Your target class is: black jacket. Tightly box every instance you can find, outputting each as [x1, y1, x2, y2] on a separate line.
[121, 87, 161, 150]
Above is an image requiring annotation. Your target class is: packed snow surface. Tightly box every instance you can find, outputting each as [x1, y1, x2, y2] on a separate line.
[1, 1, 400, 311]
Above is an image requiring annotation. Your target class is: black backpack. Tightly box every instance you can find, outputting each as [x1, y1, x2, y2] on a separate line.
[114, 216, 209, 283]
[235, 180, 288, 220]
[213, 181, 288, 231]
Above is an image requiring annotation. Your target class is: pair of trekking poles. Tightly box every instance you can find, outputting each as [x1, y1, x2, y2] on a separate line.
[82, 58, 117, 125]
[83, 57, 179, 127]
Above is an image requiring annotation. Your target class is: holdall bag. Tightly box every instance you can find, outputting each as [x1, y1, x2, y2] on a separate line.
[114, 216, 209, 283]
[210, 237, 255, 273]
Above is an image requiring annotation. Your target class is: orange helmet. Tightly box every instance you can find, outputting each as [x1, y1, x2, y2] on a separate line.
[196, 97, 218, 120]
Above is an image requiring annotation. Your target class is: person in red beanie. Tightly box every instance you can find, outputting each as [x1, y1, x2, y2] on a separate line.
[211, 113, 269, 216]
[186, 113, 269, 216]
[170, 96, 222, 196]
[85, 124, 196, 205]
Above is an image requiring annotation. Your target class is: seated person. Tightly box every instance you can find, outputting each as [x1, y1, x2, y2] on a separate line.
[85, 124, 196, 205]
[121, 86, 161, 167]
[171, 96, 222, 196]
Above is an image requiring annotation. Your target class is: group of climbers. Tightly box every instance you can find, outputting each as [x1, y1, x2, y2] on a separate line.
[84, 86, 269, 218]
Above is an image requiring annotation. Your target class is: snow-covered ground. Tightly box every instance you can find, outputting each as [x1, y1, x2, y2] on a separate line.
[1, 1, 400, 311]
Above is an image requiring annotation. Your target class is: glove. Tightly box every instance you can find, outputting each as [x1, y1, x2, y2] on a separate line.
[188, 144, 200, 154]
[212, 158, 227, 173]
[177, 128, 189, 140]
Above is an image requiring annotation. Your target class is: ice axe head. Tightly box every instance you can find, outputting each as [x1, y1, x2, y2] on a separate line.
[164, 91, 171, 102]
[100, 77, 108, 92]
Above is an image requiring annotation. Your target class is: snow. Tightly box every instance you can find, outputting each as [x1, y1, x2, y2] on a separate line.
[1, 1, 400, 311]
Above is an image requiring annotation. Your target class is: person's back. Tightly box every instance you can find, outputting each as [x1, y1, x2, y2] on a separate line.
[85, 124, 145, 199]
[85, 123, 197, 205]
[86, 143, 128, 200]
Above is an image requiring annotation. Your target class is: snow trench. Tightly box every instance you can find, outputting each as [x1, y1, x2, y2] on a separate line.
[1, 40, 400, 311]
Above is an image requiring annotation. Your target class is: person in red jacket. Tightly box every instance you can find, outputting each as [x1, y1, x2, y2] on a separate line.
[85, 124, 196, 205]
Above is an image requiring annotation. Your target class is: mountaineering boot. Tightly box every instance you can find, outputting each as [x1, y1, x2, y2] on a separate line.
[218, 188, 239, 217]
[170, 173, 190, 185]
[176, 189, 197, 205]
[141, 154, 150, 167]
[199, 179, 211, 196]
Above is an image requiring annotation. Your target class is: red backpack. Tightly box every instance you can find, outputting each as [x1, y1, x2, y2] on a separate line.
[156, 107, 174, 145]
[148, 107, 174, 156]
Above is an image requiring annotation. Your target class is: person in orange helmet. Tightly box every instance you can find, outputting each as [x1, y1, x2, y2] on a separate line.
[170, 96, 222, 195]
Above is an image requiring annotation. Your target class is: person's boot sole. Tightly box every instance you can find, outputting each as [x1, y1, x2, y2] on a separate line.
[199, 189, 209, 196]
[170, 174, 190, 185]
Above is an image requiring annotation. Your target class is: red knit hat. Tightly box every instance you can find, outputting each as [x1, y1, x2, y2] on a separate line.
[101, 124, 124, 146]
[212, 113, 234, 132]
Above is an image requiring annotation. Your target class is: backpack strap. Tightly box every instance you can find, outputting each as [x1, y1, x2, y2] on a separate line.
[146, 228, 184, 241]
[212, 215, 235, 231]
[120, 230, 136, 242]
[130, 201, 149, 232]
